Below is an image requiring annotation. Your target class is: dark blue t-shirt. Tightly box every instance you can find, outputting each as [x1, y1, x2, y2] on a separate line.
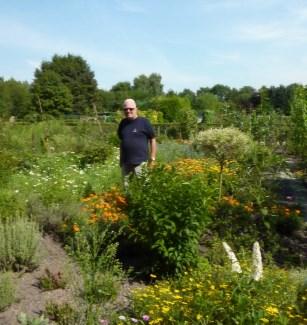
[118, 117, 155, 165]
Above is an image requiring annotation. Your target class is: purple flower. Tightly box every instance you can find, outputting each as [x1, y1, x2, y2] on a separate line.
[99, 320, 109, 325]
[142, 315, 150, 322]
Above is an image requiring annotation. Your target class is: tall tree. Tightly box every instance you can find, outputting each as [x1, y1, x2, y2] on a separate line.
[31, 54, 97, 115]
[31, 70, 73, 116]
[0, 78, 31, 118]
[179, 88, 196, 108]
[110, 81, 132, 110]
[210, 84, 232, 101]
[133, 73, 163, 101]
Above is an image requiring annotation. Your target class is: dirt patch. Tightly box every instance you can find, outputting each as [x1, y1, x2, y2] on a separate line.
[0, 235, 75, 325]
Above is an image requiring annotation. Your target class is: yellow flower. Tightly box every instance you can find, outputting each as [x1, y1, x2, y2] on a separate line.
[260, 318, 269, 323]
[149, 317, 163, 325]
[220, 284, 228, 289]
[196, 314, 202, 320]
[150, 274, 157, 279]
[265, 306, 279, 316]
[162, 306, 170, 314]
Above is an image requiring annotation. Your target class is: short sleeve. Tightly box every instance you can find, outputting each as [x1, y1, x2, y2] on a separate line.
[144, 118, 155, 139]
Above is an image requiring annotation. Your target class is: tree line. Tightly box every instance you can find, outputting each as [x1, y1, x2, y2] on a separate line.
[0, 53, 303, 123]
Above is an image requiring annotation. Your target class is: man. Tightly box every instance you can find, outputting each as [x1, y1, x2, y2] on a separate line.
[117, 98, 157, 183]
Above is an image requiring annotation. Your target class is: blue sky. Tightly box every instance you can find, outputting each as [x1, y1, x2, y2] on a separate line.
[1, 0, 307, 92]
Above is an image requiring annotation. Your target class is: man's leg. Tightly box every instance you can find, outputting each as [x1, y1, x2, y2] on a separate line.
[121, 164, 134, 189]
[134, 162, 147, 177]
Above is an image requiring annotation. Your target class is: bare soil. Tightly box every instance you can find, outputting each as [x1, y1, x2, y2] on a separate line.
[0, 235, 75, 325]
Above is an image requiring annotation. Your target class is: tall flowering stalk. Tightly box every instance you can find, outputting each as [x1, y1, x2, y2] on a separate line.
[252, 241, 263, 281]
[222, 242, 242, 273]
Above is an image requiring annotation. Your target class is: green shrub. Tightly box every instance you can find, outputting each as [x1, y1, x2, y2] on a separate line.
[127, 165, 216, 275]
[0, 218, 41, 271]
[0, 272, 15, 311]
[78, 144, 112, 168]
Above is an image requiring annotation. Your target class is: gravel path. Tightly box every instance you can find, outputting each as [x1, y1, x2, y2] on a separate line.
[273, 157, 307, 221]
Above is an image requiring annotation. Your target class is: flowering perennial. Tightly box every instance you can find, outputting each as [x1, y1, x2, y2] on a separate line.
[81, 188, 128, 224]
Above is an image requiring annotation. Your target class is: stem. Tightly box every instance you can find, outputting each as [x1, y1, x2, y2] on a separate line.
[218, 162, 224, 201]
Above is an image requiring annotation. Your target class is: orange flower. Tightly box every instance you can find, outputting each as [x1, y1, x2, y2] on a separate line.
[244, 205, 254, 213]
[72, 223, 80, 233]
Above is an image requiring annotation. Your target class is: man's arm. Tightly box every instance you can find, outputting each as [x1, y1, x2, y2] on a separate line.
[149, 137, 157, 161]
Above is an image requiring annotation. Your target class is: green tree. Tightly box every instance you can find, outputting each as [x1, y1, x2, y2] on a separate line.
[0, 78, 31, 118]
[151, 95, 197, 138]
[109, 81, 132, 110]
[151, 95, 190, 122]
[31, 70, 73, 117]
[210, 84, 233, 101]
[179, 88, 197, 109]
[258, 86, 273, 114]
[268, 85, 294, 115]
[195, 92, 221, 124]
[32, 54, 97, 115]
[133, 73, 163, 102]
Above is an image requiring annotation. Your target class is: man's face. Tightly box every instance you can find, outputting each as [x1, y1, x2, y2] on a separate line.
[123, 106, 138, 120]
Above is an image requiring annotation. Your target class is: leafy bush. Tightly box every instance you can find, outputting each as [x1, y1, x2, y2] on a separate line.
[127, 165, 216, 274]
[78, 144, 112, 168]
[0, 272, 15, 311]
[0, 218, 41, 271]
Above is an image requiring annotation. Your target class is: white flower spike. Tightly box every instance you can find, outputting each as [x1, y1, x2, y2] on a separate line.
[252, 241, 263, 281]
[222, 242, 242, 273]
